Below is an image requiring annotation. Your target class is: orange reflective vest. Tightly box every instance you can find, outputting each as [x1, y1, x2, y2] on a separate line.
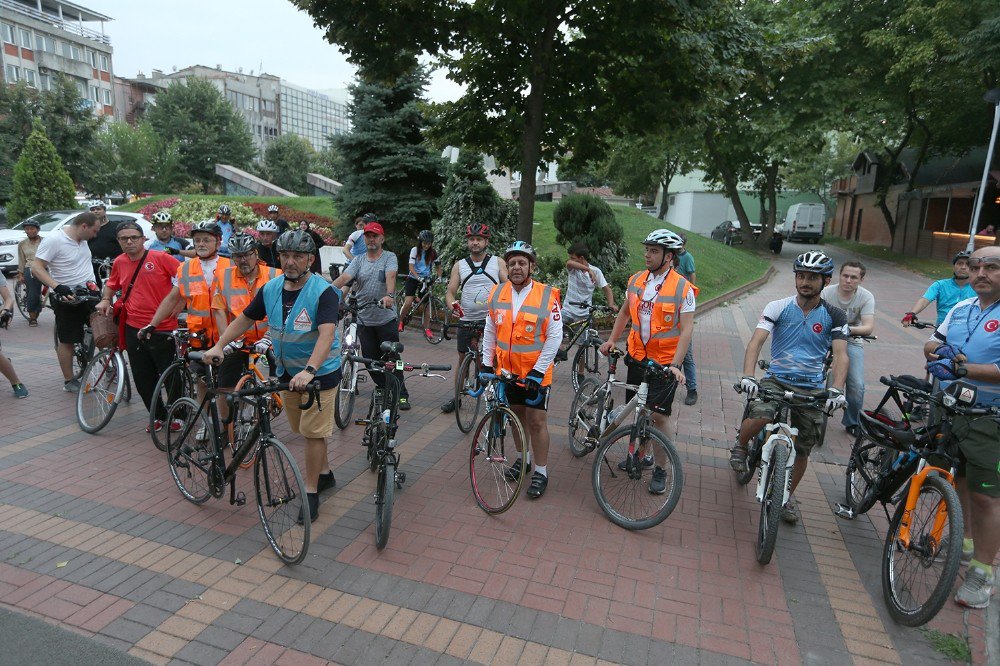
[214, 263, 281, 344]
[487, 280, 560, 387]
[177, 257, 231, 344]
[626, 268, 697, 365]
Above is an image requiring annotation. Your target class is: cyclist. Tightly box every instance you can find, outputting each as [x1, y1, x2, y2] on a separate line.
[675, 235, 698, 406]
[559, 241, 618, 386]
[96, 221, 181, 432]
[297, 221, 326, 274]
[440, 222, 506, 413]
[265, 204, 290, 235]
[332, 220, 410, 410]
[821, 261, 875, 437]
[86, 201, 122, 268]
[598, 229, 695, 495]
[205, 229, 341, 523]
[16, 217, 42, 326]
[0, 272, 28, 398]
[31, 212, 101, 392]
[144, 212, 194, 260]
[343, 213, 374, 259]
[215, 205, 235, 257]
[398, 230, 442, 333]
[923, 245, 1000, 609]
[482, 241, 563, 499]
[729, 251, 849, 524]
[256, 219, 281, 269]
[902, 251, 974, 327]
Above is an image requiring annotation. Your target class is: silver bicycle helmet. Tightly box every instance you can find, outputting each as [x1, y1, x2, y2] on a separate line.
[275, 229, 316, 254]
[228, 232, 259, 255]
[642, 228, 684, 250]
[793, 251, 835, 276]
[503, 240, 537, 262]
[217, 204, 232, 215]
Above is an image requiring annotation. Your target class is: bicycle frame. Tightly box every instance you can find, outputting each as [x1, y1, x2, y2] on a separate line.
[757, 420, 797, 505]
[896, 462, 954, 550]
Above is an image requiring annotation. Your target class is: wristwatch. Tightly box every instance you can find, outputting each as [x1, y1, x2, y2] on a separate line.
[304, 365, 317, 375]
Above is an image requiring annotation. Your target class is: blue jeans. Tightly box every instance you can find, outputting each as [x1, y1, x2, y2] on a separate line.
[682, 345, 696, 393]
[842, 342, 865, 428]
[23, 267, 42, 315]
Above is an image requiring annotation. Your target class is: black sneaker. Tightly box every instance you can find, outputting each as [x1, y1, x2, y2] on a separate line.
[526, 472, 548, 499]
[440, 399, 456, 413]
[617, 454, 653, 471]
[505, 458, 531, 483]
[684, 390, 698, 406]
[729, 445, 748, 474]
[398, 396, 411, 411]
[649, 466, 667, 494]
[318, 470, 336, 493]
[298, 492, 319, 524]
[845, 425, 859, 438]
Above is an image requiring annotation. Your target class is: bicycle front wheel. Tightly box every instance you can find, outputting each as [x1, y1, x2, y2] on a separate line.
[255, 437, 310, 565]
[592, 424, 683, 530]
[756, 442, 789, 565]
[425, 297, 446, 344]
[454, 353, 482, 434]
[334, 357, 357, 429]
[14, 280, 29, 320]
[164, 397, 213, 504]
[568, 378, 601, 458]
[150, 361, 197, 451]
[881, 475, 962, 626]
[571, 343, 603, 392]
[375, 460, 395, 550]
[76, 349, 126, 433]
[469, 406, 526, 514]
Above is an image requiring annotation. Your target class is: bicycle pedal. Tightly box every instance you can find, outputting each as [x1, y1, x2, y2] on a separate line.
[834, 503, 855, 520]
[234, 491, 246, 506]
[355, 419, 370, 426]
[395, 471, 406, 488]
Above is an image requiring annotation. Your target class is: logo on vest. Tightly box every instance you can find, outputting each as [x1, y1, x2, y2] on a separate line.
[664, 313, 673, 324]
[812, 323, 824, 333]
[985, 319, 999, 333]
[495, 312, 503, 325]
[293, 308, 312, 331]
[525, 324, 534, 333]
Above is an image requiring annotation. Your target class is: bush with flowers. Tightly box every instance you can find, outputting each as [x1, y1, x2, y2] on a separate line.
[136, 197, 180, 218]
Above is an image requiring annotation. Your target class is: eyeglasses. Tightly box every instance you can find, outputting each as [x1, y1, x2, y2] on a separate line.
[968, 256, 1000, 268]
[117, 235, 144, 243]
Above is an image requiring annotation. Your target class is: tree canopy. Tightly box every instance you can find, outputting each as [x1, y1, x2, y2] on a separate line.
[8, 120, 77, 224]
[79, 121, 185, 198]
[261, 134, 317, 195]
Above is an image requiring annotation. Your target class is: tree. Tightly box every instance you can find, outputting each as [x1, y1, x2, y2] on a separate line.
[0, 82, 35, 205]
[333, 65, 446, 252]
[596, 132, 699, 219]
[551, 193, 628, 281]
[262, 134, 316, 195]
[294, 0, 728, 243]
[783, 131, 856, 217]
[36, 75, 103, 185]
[146, 79, 255, 190]
[8, 120, 76, 223]
[312, 140, 343, 182]
[80, 121, 185, 198]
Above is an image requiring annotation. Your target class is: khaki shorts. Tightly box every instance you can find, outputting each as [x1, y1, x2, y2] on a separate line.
[953, 415, 1000, 498]
[747, 377, 826, 456]
[282, 387, 337, 439]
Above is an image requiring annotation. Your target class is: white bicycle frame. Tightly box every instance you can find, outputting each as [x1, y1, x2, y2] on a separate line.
[341, 320, 362, 393]
[756, 421, 798, 506]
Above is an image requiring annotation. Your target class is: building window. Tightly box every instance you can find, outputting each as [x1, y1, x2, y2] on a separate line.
[19, 29, 31, 48]
[91, 85, 100, 103]
[89, 51, 97, 68]
[103, 88, 111, 105]
[5, 64, 19, 82]
[25, 69, 36, 88]
[35, 35, 55, 53]
[100, 54, 109, 72]
[1, 23, 14, 45]
[39, 73, 51, 91]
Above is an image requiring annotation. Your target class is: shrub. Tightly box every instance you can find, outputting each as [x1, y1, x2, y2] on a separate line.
[136, 197, 180, 218]
[160, 199, 257, 230]
[553, 193, 628, 280]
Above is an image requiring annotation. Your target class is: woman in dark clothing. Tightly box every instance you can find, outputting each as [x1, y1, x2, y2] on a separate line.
[298, 221, 326, 273]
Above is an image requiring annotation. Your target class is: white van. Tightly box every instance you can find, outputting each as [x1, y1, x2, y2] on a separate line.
[783, 203, 825, 243]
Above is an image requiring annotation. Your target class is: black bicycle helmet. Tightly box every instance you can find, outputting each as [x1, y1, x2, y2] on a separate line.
[217, 204, 232, 215]
[952, 250, 971, 265]
[191, 221, 223, 238]
[228, 232, 259, 255]
[275, 229, 316, 254]
[418, 230, 434, 243]
[793, 251, 835, 276]
[362, 213, 378, 223]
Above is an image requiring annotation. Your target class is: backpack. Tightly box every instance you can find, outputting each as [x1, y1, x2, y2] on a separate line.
[461, 255, 499, 291]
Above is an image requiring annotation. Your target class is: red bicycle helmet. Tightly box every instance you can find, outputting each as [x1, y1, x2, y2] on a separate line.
[466, 222, 490, 238]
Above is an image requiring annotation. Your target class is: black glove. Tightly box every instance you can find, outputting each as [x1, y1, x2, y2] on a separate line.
[0, 308, 12, 329]
[525, 369, 545, 391]
[164, 246, 177, 256]
[53, 284, 73, 300]
[137, 325, 155, 340]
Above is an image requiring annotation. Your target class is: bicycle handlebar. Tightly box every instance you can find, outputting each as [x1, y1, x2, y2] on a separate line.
[878, 374, 996, 417]
[231, 379, 322, 409]
[346, 355, 451, 374]
[468, 373, 545, 406]
[733, 382, 828, 406]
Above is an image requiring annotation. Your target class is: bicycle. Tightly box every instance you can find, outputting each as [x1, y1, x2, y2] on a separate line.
[148, 328, 209, 451]
[14, 279, 49, 320]
[836, 374, 995, 626]
[164, 352, 316, 564]
[567, 347, 628, 458]
[395, 272, 447, 344]
[349, 341, 450, 549]
[334, 293, 366, 429]
[554, 301, 615, 392]
[446, 319, 487, 433]
[817, 334, 876, 446]
[229, 345, 283, 470]
[904, 316, 940, 424]
[75, 294, 134, 434]
[733, 366, 838, 564]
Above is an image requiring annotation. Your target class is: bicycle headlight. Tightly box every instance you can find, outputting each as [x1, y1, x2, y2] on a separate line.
[344, 332, 354, 346]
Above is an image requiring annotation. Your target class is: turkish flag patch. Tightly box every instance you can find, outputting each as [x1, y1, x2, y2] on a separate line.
[812, 323, 824, 333]
[985, 319, 999, 333]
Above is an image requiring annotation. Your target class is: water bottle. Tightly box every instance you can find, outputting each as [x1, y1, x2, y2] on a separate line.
[382, 409, 391, 424]
[605, 405, 626, 430]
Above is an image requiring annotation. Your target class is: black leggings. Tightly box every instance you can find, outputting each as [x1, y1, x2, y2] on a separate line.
[125, 326, 177, 420]
[357, 319, 408, 398]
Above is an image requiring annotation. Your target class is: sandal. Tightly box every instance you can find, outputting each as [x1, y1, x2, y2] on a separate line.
[729, 445, 748, 474]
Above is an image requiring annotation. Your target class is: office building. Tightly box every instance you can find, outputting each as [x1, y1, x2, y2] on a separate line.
[280, 81, 349, 152]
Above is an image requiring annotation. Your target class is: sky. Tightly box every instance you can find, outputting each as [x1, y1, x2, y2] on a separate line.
[88, 0, 463, 102]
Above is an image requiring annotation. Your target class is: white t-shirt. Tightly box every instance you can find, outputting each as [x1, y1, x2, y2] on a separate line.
[563, 264, 608, 320]
[821, 284, 875, 345]
[637, 269, 696, 344]
[35, 228, 96, 287]
[199, 257, 219, 286]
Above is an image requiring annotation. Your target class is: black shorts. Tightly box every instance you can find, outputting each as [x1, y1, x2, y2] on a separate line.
[625, 356, 678, 416]
[217, 351, 249, 389]
[403, 276, 428, 297]
[52, 300, 95, 345]
[506, 383, 550, 411]
[457, 321, 485, 355]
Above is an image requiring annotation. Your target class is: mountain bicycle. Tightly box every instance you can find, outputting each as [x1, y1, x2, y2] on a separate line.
[350, 341, 450, 549]
[447, 319, 486, 433]
[164, 352, 317, 564]
[554, 301, 615, 392]
[148, 328, 209, 451]
[395, 272, 447, 344]
[567, 347, 628, 458]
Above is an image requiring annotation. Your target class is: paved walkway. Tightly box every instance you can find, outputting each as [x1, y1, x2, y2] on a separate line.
[0, 241, 995, 665]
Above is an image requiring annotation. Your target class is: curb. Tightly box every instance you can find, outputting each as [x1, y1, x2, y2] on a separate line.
[987, 600, 999, 666]
[695, 265, 777, 318]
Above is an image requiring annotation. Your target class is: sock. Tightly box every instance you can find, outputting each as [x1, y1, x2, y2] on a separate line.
[962, 537, 974, 552]
[535, 465, 547, 477]
[969, 559, 993, 577]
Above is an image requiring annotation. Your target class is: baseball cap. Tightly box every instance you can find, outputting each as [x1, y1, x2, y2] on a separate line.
[363, 222, 385, 236]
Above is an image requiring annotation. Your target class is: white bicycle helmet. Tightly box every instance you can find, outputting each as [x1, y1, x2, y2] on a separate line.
[217, 204, 232, 215]
[642, 228, 684, 250]
[793, 251, 835, 276]
[256, 219, 280, 233]
[504, 240, 537, 262]
[151, 211, 172, 224]
[267, 204, 279, 213]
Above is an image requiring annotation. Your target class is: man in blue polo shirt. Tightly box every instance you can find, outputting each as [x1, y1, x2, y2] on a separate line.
[924, 245, 1000, 609]
[145, 212, 193, 260]
[903, 251, 975, 327]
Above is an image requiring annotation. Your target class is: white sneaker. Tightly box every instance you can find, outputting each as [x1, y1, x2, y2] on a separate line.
[955, 566, 995, 609]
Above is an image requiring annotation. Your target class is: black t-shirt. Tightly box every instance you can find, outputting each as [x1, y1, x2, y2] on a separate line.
[88, 219, 123, 260]
[244, 279, 341, 388]
[275, 218, 290, 234]
[259, 243, 280, 269]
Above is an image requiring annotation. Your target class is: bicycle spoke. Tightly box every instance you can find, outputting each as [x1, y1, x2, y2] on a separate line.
[255, 439, 309, 564]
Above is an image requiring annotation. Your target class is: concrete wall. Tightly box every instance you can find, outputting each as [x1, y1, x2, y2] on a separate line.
[665, 192, 736, 235]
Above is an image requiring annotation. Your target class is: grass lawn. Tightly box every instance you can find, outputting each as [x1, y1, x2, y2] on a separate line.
[116, 194, 339, 219]
[823, 236, 952, 279]
[532, 201, 770, 303]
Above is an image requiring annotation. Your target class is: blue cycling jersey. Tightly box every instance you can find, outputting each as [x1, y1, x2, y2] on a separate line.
[923, 278, 976, 326]
[933, 296, 1000, 406]
[756, 296, 849, 388]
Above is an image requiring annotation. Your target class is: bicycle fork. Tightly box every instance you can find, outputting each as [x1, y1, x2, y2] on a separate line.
[895, 463, 955, 551]
[756, 423, 797, 505]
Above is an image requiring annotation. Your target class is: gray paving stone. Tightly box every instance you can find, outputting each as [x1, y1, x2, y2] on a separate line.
[312, 623, 355, 661]
[270, 611, 314, 647]
[174, 641, 229, 666]
[622, 633, 651, 666]
[213, 611, 264, 635]
[289, 617, 334, 654]
[506, 606, 537, 640]
[143, 590, 189, 613]
[576, 622, 605, 657]
[121, 604, 172, 629]
[550, 617, 581, 651]
[232, 598, 276, 621]
[332, 629, 376, 664]
[252, 607, 298, 643]
[100, 617, 152, 643]
[462, 596, 495, 627]
[195, 624, 246, 651]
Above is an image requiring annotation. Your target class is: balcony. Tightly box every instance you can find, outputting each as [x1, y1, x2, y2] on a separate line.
[35, 50, 92, 78]
[1, 0, 111, 46]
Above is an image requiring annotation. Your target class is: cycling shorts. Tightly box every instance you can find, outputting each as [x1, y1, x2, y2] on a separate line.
[953, 415, 1000, 498]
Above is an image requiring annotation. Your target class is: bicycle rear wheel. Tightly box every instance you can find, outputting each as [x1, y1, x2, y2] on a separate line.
[425, 297, 446, 344]
[756, 442, 789, 565]
[149, 361, 197, 452]
[76, 349, 126, 433]
[571, 343, 603, 392]
[255, 437, 310, 565]
[164, 397, 213, 504]
[844, 433, 893, 515]
[375, 458, 395, 550]
[231, 373, 263, 469]
[592, 424, 683, 530]
[334, 358, 357, 429]
[14, 280, 29, 320]
[469, 406, 526, 514]
[568, 377, 601, 458]
[881, 475, 962, 626]
[454, 353, 482, 434]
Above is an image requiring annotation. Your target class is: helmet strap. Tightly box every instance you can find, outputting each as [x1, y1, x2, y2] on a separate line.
[284, 269, 310, 284]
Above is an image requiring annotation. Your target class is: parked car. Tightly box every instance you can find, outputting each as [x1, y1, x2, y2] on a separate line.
[710, 220, 762, 246]
[0, 210, 153, 276]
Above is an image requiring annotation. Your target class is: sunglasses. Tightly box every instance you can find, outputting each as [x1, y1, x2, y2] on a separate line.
[117, 235, 144, 243]
[968, 256, 1000, 268]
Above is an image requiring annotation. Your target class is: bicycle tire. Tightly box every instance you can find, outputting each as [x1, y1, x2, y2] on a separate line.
[571, 343, 603, 393]
[14, 280, 30, 320]
[817, 373, 832, 447]
[231, 373, 263, 469]
[881, 475, 962, 626]
[454, 353, 482, 434]
[334, 358, 357, 429]
[149, 361, 197, 452]
[737, 430, 765, 486]
[76, 349, 126, 433]
[756, 442, 789, 565]
[591, 424, 684, 530]
[366, 391, 384, 472]
[255, 437, 310, 565]
[568, 377, 602, 458]
[375, 459, 395, 550]
[469, 406, 527, 514]
[164, 397, 213, 504]
[844, 433, 893, 515]
[425, 297, 447, 344]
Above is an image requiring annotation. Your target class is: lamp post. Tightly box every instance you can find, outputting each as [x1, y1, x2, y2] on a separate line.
[967, 88, 1000, 252]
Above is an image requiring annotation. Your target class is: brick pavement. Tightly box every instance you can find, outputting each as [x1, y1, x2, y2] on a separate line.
[0, 242, 995, 664]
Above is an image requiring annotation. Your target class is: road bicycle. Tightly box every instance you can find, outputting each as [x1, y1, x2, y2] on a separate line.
[395, 272, 447, 344]
[447, 319, 486, 433]
[148, 328, 209, 451]
[164, 352, 317, 564]
[817, 334, 876, 446]
[836, 373, 996, 626]
[229, 345, 283, 470]
[350, 341, 450, 549]
[734, 365, 839, 564]
[554, 301, 615, 392]
[334, 293, 365, 429]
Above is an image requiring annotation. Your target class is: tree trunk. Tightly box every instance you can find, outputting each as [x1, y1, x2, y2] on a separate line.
[657, 156, 680, 220]
[704, 129, 755, 239]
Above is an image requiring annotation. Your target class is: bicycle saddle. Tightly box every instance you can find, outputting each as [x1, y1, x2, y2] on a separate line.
[891, 374, 933, 394]
[859, 409, 917, 451]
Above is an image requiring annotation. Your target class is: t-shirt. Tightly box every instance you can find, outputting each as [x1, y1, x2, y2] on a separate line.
[458, 255, 500, 321]
[87, 219, 122, 261]
[637, 269, 696, 344]
[106, 251, 181, 331]
[757, 296, 849, 388]
[821, 284, 875, 346]
[931, 296, 1000, 406]
[243, 283, 342, 389]
[346, 230, 366, 257]
[35, 228, 96, 287]
[676, 251, 696, 280]
[563, 264, 608, 321]
[923, 278, 977, 326]
[344, 251, 398, 326]
[198, 257, 219, 286]
[217, 221, 235, 257]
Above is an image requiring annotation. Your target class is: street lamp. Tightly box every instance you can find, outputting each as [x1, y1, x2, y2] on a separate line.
[967, 88, 1000, 252]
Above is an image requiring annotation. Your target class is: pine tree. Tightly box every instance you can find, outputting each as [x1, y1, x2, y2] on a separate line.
[7, 120, 77, 223]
